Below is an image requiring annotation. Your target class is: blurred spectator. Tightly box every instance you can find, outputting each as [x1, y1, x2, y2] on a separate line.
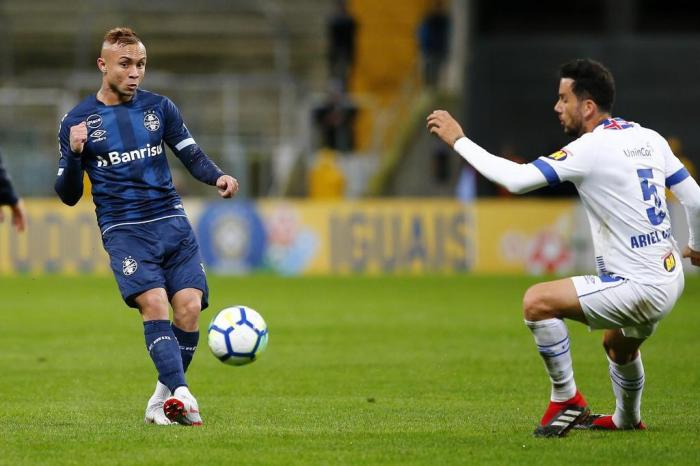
[0, 149, 26, 232]
[417, 0, 450, 89]
[431, 140, 451, 183]
[327, 0, 357, 90]
[308, 148, 346, 198]
[456, 159, 477, 203]
[313, 82, 358, 153]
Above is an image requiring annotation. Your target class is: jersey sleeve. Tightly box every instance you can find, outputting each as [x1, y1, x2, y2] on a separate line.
[531, 136, 597, 186]
[453, 137, 547, 194]
[161, 97, 196, 152]
[54, 114, 85, 206]
[662, 142, 690, 188]
[161, 98, 225, 186]
[670, 175, 700, 250]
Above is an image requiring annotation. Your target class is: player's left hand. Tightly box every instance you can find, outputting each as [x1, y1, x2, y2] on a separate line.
[427, 110, 466, 146]
[216, 175, 239, 198]
[682, 245, 700, 267]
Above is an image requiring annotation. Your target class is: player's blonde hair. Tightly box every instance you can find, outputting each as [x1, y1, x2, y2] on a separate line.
[103, 27, 141, 46]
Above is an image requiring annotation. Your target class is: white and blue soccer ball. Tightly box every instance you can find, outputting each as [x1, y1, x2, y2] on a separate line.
[207, 306, 268, 366]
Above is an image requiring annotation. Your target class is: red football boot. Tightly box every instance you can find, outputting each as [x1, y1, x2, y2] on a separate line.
[533, 390, 590, 438]
[577, 414, 646, 430]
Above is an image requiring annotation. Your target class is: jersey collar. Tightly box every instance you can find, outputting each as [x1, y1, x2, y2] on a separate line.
[93, 89, 140, 107]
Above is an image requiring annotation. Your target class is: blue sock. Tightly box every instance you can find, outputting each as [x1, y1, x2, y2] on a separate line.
[143, 320, 187, 392]
[171, 324, 200, 373]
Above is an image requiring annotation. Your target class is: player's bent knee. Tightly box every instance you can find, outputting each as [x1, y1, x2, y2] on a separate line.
[522, 285, 554, 321]
[136, 291, 169, 320]
[181, 299, 202, 316]
[173, 296, 201, 330]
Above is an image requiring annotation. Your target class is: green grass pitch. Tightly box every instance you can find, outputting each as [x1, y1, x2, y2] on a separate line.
[1, 274, 699, 465]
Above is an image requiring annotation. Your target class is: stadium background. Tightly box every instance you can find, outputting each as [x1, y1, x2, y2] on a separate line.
[1, 2, 700, 465]
[0, 0, 697, 276]
[0, 0, 700, 274]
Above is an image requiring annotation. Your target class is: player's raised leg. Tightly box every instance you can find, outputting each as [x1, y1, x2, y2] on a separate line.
[523, 278, 590, 437]
[137, 288, 188, 425]
[579, 329, 646, 430]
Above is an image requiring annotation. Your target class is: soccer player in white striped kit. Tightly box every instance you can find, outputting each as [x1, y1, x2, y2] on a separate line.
[427, 58, 700, 437]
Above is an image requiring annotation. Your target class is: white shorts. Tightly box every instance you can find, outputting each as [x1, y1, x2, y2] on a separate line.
[571, 274, 685, 339]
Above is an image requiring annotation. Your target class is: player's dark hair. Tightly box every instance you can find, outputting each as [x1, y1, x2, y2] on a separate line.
[559, 59, 615, 113]
[103, 27, 141, 47]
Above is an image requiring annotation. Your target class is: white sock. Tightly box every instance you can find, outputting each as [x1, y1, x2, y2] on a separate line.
[609, 354, 644, 428]
[149, 380, 170, 403]
[525, 318, 577, 402]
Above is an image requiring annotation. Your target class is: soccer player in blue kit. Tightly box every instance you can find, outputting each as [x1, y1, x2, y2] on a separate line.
[55, 27, 239, 426]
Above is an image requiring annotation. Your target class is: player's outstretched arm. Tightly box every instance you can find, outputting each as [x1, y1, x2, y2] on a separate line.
[216, 175, 239, 199]
[671, 174, 700, 266]
[55, 122, 86, 206]
[426, 110, 547, 194]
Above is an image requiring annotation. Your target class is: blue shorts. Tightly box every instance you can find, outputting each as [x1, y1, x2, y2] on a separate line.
[101, 216, 209, 310]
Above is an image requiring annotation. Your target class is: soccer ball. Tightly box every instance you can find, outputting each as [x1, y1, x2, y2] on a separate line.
[207, 306, 268, 366]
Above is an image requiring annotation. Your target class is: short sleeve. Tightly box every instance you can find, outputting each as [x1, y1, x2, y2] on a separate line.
[531, 135, 597, 186]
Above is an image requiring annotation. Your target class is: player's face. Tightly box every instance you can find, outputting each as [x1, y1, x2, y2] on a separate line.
[99, 42, 147, 102]
[554, 78, 584, 137]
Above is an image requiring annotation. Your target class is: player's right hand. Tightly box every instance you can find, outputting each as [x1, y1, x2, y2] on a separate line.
[682, 245, 700, 267]
[426, 110, 466, 147]
[69, 122, 88, 154]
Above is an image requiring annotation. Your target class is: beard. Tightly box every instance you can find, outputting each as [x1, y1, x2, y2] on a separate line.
[562, 119, 584, 137]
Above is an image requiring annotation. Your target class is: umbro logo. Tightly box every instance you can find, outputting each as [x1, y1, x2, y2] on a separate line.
[90, 129, 107, 143]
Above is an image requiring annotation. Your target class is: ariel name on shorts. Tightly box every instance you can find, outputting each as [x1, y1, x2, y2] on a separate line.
[630, 227, 671, 249]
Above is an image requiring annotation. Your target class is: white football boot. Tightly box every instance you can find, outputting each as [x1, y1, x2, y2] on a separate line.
[144, 380, 175, 425]
[163, 386, 203, 426]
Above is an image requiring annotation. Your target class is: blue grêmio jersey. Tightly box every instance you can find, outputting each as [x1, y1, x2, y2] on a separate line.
[55, 89, 223, 234]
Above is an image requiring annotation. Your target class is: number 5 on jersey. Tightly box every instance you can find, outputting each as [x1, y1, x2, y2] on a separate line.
[637, 168, 666, 226]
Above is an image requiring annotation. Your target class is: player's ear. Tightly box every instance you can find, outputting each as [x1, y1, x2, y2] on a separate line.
[583, 99, 597, 119]
[97, 57, 107, 73]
